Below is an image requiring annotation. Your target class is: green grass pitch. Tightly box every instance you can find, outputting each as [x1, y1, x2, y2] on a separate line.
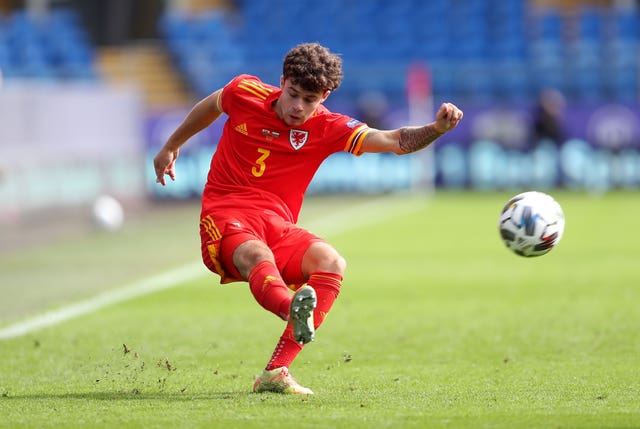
[1, 191, 639, 428]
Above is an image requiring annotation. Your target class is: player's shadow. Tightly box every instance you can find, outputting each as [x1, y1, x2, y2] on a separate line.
[1, 391, 260, 401]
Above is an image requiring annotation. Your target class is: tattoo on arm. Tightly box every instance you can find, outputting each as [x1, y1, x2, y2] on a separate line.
[398, 125, 443, 153]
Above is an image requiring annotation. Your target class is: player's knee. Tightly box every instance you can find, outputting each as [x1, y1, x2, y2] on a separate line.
[233, 240, 274, 279]
[303, 242, 346, 276]
[327, 253, 347, 276]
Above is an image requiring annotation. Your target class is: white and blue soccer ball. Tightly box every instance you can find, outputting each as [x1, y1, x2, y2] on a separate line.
[498, 191, 565, 257]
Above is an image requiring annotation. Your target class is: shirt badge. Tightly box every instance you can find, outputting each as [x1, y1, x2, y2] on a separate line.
[289, 129, 309, 150]
[346, 119, 361, 129]
[261, 129, 280, 141]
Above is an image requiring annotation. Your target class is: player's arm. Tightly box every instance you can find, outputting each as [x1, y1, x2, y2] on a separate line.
[359, 102, 463, 155]
[154, 89, 224, 185]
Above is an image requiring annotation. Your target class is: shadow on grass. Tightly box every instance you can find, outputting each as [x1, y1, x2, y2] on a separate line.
[0, 390, 279, 402]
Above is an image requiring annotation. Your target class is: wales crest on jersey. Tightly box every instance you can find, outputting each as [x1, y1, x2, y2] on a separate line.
[289, 129, 309, 150]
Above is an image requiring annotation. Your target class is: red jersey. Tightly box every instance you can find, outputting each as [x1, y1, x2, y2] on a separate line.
[202, 74, 370, 223]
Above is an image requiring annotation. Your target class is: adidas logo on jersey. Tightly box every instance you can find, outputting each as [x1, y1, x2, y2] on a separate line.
[235, 123, 248, 135]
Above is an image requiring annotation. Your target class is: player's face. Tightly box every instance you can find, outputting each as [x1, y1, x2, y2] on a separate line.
[275, 78, 329, 127]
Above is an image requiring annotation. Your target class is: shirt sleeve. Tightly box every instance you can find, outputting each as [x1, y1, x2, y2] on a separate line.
[344, 122, 371, 156]
[323, 113, 371, 156]
[219, 74, 247, 115]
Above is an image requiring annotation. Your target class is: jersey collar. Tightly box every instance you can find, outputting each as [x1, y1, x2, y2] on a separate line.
[265, 89, 281, 113]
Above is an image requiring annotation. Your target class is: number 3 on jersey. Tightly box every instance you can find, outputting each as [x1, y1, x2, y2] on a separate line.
[251, 148, 271, 177]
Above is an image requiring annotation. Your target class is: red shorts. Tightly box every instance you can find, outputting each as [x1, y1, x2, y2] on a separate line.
[200, 208, 324, 285]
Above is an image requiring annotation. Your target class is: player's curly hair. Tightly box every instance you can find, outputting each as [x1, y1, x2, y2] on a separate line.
[282, 43, 343, 93]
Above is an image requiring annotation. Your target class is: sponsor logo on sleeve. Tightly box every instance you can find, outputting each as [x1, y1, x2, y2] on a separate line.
[346, 119, 362, 129]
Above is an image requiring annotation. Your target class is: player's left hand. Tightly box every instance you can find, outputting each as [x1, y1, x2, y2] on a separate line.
[434, 102, 463, 133]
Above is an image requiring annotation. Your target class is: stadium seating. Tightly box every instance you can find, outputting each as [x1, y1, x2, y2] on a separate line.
[156, 0, 639, 107]
[0, 8, 97, 82]
[5, 2, 634, 106]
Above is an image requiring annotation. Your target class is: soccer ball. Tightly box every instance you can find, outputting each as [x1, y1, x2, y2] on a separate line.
[92, 194, 124, 231]
[498, 191, 565, 257]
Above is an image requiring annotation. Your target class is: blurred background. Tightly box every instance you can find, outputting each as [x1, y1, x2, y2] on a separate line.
[0, 0, 638, 239]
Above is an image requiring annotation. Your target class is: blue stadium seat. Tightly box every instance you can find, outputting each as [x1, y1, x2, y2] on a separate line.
[0, 8, 96, 81]
[530, 57, 566, 95]
[454, 61, 495, 103]
[492, 60, 532, 102]
[611, 9, 639, 40]
[157, 1, 639, 104]
[565, 61, 602, 102]
[422, 61, 455, 99]
[536, 10, 564, 41]
[576, 7, 605, 42]
[602, 61, 638, 102]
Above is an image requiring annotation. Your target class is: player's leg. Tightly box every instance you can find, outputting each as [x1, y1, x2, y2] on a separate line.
[300, 241, 345, 330]
[256, 238, 344, 389]
[201, 212, 294, 321]
[279, 241, 344, 349]
[232, 239, 293, 321]
[253, 216, 345, 394]
[202, 212, 315, 394]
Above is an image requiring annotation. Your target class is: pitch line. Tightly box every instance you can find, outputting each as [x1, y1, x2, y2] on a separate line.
[0, 262, 206, 340]
[0, 194, 429, 340]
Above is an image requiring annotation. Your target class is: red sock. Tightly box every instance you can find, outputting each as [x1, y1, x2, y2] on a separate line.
[265, 272, 342, 370]
[308, 271, 342, 329]
[265, 327, 302, 371]
[248, 260, 291, 321]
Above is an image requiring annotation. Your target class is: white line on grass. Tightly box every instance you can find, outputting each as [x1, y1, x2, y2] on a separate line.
[0, 262, 206, 340]
[0, 194, 429, 340]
